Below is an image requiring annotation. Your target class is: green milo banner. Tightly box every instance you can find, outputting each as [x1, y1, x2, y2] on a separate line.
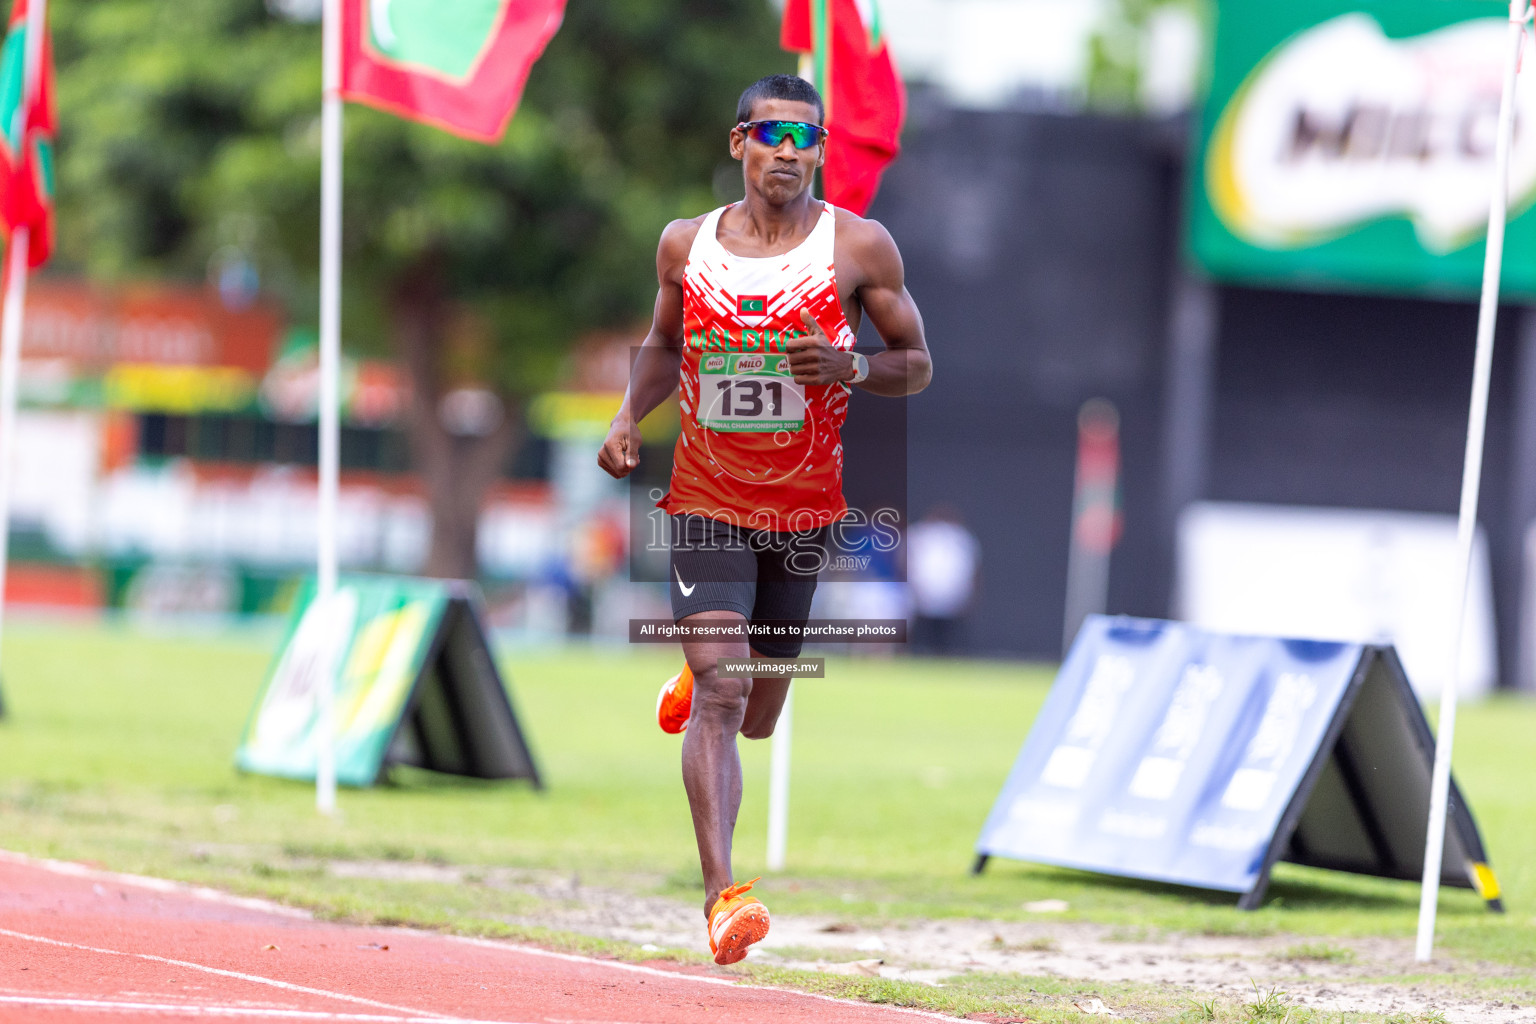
[1190, 0, 1536, 297]
[236, 576, 540, 788]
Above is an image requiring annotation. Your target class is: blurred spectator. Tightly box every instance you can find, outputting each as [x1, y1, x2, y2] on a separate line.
[566, 512, 627, 635]
[908, 505, 979, 655]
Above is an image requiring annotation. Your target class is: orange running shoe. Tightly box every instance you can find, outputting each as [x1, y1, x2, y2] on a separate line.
[708, 877, 770, 965]
[657, 663, 694, 734]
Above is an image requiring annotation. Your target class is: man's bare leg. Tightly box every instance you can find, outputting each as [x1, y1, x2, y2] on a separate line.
[740, 670, 789, 740]
[679, 610, 793, 918]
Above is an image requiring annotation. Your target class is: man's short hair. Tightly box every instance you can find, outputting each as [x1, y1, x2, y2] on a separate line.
[736, 74, 825, 125]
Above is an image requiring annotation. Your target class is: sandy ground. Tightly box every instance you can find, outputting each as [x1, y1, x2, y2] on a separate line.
[323, 861, 1536, 1024]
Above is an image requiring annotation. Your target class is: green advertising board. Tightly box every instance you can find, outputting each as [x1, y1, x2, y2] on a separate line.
[1190, 0, 1536, 297]
[236, 575, 540, 788]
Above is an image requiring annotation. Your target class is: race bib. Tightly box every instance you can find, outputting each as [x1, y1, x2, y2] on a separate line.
[696, 353, 806, 433]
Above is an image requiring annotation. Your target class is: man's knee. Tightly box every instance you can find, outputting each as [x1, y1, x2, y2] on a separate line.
[692, 669, 752, 721]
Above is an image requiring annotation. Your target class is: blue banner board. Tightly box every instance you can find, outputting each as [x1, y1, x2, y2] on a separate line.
[979, 617, 1361, 893]
[976, 617, 1502, 908]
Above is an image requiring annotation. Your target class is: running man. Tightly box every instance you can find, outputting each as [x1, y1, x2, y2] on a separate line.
[598, 73, 931, 965]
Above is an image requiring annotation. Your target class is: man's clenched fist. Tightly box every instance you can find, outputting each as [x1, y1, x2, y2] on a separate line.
[598, 418, 642, 479]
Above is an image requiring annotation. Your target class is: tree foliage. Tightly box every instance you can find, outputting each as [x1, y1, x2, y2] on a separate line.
[1086, 0, 1205, 112]
[50, 0, 787, 394]
[48, 0, 788, 576]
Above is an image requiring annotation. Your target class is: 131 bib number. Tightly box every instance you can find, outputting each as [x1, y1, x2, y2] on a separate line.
[697, 353, 806, 433]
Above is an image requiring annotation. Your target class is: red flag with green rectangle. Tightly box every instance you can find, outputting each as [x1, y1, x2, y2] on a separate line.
[781, 0, 904, 216]
[0, 0, 54, 268]
[340, 0, 564, 143]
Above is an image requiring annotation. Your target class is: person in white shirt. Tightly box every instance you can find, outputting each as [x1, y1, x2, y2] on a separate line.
[908, 505, 979, 654]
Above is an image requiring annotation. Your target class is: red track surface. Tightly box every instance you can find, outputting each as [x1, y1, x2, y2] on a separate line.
[0, 853, 944, 1023]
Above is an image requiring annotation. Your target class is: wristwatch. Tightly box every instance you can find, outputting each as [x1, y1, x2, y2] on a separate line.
[847, 351, 869, 384]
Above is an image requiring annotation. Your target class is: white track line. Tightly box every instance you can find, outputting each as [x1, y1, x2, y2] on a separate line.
[439, 937, 959, 1022]
[0, 996, 532, 1023]
[0, 850, 310, 920]
[2, 851, 958, 1023]
[0, 929, 453, 1021]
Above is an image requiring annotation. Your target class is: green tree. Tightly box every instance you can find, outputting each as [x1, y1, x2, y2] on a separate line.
[50, 0, 786, 577]
[1086, 0, 1205, 112]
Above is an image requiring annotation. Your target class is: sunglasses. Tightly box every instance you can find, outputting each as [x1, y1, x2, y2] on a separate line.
[736, 120, 829, 149]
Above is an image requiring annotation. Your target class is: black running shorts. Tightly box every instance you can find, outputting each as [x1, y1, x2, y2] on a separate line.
[668, 513, 827, 659]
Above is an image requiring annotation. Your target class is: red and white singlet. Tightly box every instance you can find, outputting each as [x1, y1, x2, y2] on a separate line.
[659, 202, 858, 532]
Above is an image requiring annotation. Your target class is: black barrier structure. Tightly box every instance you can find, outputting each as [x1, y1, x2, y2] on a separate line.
[237, 577, 541, 789]
[381, 593, 542, 786]
[973, 617, 1501, 911]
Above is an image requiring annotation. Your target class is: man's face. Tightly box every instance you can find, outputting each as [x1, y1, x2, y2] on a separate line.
[731, 98, 825, 205]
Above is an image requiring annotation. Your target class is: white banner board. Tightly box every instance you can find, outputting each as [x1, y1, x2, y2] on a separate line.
[1176, 502, 1496, 700]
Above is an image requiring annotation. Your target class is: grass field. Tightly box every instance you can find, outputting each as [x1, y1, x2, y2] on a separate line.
[1, 617, 1533, 1022]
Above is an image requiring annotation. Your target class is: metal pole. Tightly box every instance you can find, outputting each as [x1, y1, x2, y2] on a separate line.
[1062, 399, 1120, 654]
[0, 0, 50, 700]
[21, 0, 43, 130]
[0, 226, 29, 686]
[315, 0, 344, 816]
[1416, 0, 1530, 962]
[766, 682, 793, 871]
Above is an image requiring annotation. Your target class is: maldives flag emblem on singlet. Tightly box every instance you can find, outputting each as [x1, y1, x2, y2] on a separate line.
[737, 294, 769, 328]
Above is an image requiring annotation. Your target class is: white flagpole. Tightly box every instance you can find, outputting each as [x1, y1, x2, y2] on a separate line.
[766, 48, 819, 875]
[0, 225, 29, 684]
[1416, 0, 1530, 962]
[766, 682, 793, 871]
[0, 0, 50, 695]
[314, 0, 343, 816]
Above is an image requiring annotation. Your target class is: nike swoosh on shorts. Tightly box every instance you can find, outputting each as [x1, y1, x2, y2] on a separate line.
[675, 567, 696, 597]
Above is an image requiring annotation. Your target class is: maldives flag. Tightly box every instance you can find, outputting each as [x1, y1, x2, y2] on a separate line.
[340, 0, 565, 143]
[0, 0, 54, 268]
[781, 0, 905, 216]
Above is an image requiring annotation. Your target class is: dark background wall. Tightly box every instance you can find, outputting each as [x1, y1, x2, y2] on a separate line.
[868, 104, 1184, 658]
[1207, 289, 1528, 686]
[875, 101, 1532, 682]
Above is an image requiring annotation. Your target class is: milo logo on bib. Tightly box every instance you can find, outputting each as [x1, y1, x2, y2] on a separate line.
[697, 352, 806, 433]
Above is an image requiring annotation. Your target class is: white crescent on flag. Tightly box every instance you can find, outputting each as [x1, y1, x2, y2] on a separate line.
[369, 0, 398, 52]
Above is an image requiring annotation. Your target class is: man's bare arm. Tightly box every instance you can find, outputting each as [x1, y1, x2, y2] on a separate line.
[788, 218, 932, 395]
[623, 291, 686, 417]
[598, 219, 700, 479]
[848, 219, 931, 397]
